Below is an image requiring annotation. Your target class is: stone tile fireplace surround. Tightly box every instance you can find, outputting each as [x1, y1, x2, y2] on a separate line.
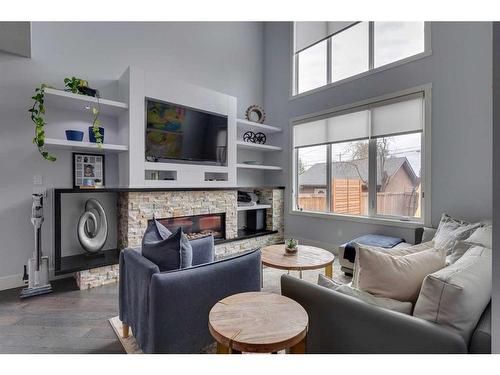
[75, 187, 284, 289]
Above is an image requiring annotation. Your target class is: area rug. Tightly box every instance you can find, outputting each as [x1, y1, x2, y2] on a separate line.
[109, 316, 143, 354]
[109, 259, 351, 354]
[109, 316, 217, 354]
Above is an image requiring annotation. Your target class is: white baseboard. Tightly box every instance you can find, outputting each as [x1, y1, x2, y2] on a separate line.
[0, 273, 25, 291]
[0, 269, 73, 292]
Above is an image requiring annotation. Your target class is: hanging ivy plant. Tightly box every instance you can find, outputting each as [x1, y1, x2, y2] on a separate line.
[29, 84, 56, 161]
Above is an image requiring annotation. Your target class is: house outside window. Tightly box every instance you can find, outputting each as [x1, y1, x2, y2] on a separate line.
[293, 22, 427, 96]
[293, 89, 428, 223]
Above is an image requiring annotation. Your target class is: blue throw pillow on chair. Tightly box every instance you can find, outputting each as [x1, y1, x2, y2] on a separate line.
[142, 226, 193, 272]
[142, 219, 172, 243]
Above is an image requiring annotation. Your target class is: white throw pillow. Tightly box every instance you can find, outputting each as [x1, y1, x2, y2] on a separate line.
[351, 241, 435, 288]
[356, 246, 446, 302]
[317, 274, 413, 315]
[464, 225, 492, 249]
[413, 246, 492, 343]
[433, 213, 481, 254]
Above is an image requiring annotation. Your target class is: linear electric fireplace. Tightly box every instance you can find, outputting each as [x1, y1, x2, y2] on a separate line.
[155, 212, 226, 241]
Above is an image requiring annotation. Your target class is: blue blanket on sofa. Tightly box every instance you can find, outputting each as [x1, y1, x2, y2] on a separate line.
[344, 234, 405, 263]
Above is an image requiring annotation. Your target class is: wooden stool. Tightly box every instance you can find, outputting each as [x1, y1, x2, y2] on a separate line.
[209, 292, 308, 354]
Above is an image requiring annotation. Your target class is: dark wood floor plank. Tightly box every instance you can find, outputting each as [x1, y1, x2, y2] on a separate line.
[0, 324, 90, 338]
[0, 278, 123, 354]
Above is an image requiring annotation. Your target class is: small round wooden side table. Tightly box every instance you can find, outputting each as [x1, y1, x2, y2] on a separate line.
[208, 292, 308, 354]
[262, 244, 335, 279]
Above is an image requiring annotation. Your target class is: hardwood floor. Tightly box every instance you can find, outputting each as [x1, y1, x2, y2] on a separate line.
[0, 259, 348, 354]
[0, 278, 124, 354]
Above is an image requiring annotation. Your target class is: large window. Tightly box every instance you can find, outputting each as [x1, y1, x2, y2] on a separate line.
[297, 145, 328, 212]
[293, 91, 426, 222]
[293, 22, 427, 95]
[297, 40, 327, 93]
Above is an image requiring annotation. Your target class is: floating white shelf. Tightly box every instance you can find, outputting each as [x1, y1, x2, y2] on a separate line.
[236, 141, 282, 152]
[237, 204, 272, 211]
[144, 161, 229, 172]
[44, 88, 128, 117]
[44, 138, 129, 153]
[237, 118, 282, 133]
[237, 163, 282, 171]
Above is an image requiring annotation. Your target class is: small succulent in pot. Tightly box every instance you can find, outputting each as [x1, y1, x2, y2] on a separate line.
[285, 238, 299, 254]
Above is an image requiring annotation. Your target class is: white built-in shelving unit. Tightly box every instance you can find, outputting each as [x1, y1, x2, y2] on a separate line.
[236, 118, 282, 133]
[236, 118, 282, 173]
[44, 138, 128, 153]
[44, 88, 128, 116]
[236, 141, 282, 152]
[41, 67, 283, 188]
[236, 204, 272, 211]
[43, 85, 130, 164]
[236, 163, 282, 171]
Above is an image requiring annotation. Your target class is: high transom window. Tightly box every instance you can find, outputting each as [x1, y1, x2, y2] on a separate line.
[293, 22, 426, 95]
[293, 91, 426, 222]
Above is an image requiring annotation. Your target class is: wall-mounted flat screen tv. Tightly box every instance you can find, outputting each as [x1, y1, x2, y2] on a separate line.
[145, 98, 228, 165]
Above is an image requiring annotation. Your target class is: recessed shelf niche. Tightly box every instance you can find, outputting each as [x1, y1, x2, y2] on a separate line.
[145, 170, 177, 181]
[205, 172, 229, 182]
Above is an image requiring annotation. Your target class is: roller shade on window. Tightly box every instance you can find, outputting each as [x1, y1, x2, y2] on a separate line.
[294, 21, 356, 53]
[371, 93, 424, 137]
[294, 110, 370, 148]
[293, 92, 424, 148]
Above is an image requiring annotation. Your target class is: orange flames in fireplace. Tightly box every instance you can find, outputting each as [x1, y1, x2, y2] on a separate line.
[156, 213, 225, 240]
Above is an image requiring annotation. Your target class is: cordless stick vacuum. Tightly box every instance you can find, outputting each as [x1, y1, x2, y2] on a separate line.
[20, 194, 52, 298]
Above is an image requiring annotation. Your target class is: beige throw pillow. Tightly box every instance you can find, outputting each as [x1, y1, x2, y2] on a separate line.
[352, 241, 435, 288]
[413, 246, 492, 343]
[317, 274, 413, 315]
[356, 246, 446, 302]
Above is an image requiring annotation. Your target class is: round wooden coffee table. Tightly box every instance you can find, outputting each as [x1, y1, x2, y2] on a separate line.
[208, 292, 308, 354]
[262, 244, 335, 279]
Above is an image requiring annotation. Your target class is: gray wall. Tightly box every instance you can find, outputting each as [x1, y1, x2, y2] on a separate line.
[492, 22, 499, 354]
[263, 22, 492, 249]
[0, 22, 31, 57]
[0, 22, 264, 288]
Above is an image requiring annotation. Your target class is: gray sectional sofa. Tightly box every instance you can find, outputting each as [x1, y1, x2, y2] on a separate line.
[281, 274, 491, 354]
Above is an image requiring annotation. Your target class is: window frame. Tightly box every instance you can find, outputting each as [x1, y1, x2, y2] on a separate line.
[290, 84, 432, 227]
[291, 22, 431, 99]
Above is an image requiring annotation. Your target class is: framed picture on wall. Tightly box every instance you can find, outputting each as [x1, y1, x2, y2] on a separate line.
[73, 153, 105, 189]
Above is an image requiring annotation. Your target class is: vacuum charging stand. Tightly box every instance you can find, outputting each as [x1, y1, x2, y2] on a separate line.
[20, 194, 53, 298]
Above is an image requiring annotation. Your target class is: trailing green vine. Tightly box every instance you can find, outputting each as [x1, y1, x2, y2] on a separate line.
[29, 84, 56, 161]
[91, 98, 103, 147]
[64, 76, 103, 148]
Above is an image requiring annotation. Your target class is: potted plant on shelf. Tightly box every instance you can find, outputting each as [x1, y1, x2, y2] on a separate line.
[285, 238, 299, 255]
[64, 77, 104, 146]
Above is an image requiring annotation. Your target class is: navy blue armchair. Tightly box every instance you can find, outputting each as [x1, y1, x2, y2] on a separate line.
[119, 236, 261, 353]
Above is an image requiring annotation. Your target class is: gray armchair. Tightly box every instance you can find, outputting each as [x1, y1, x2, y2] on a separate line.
[119, 236, 261, 353]
[281, 274, 491, 354]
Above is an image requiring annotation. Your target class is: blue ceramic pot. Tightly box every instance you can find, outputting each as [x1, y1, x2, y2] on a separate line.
[89, 127, 105, 143]
[65, 130, 84, 142]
